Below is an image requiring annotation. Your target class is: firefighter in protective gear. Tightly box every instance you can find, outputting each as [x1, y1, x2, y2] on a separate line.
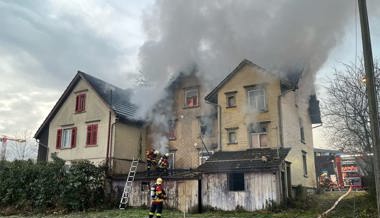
[149, 178, 166, 218]
[146, 148, 159, 174]
[158, 153, 170, 175]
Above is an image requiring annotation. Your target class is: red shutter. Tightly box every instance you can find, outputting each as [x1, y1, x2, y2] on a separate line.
[81, 94, 86, 111]
[86, 125, 92, 145]
[71, 127, 77, 148]
[56, 129, 62, 149]
[75, 95, 79, 112]
[93, 124, 98, 145]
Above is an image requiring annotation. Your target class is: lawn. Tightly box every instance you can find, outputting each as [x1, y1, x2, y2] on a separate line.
[3, 191, 376, 218]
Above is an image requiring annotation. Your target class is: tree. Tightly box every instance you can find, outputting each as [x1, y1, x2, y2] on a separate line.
[323, 61, 380, 154]
[7, 130, 38, 160]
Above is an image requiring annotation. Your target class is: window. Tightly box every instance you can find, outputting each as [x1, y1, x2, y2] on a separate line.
[199, 150, 214, 165]
[141, 181, 150, 192]
[199, 117, 212, 136]
[184, 88, 199, 108]
[56, 127, 77, 149]
[168, 152, 175, 169]
[227, 128, 238, 144]
[249, 123, 268, 148]
[225, 91, 237, 108]
[302, 151, 308, 176]
[75, 93, 86, 112]
[168, 120, 176, 140]
[86, 124, 98, 146]
[228, 173, 245, 191]
[247, 86, 266, 111]
[299, 118, 305, 143]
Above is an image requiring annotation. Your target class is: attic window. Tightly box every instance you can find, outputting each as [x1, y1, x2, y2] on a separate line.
[225, 91, 237, 108]
[184, 88, 199, 108]
[228, 173, 245, 191]
[75, 93, 86, 113]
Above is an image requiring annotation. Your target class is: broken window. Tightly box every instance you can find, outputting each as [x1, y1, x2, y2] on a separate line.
[247, 86, 266, 111]
[228, 173, 245, 191]
[249, 122, 268, 148]
[227, 128, 238, 144]
[184, 88, 199, 108]
[168, 120, 176, 140]
[199, 117, 212, 136]
[302, 151, 308, 176]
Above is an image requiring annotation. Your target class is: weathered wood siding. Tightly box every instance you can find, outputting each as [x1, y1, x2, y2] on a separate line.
[127, 179, 199, 212]
[202, 172, 279, 211]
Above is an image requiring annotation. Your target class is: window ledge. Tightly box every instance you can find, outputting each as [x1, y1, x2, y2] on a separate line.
[75, 111, 86, 114]
[301, 140, 306, 144]
[304, 174, 308, 178]
[86, 144, 98, 148]
[226, 105, 237, 108]
[169, 138, 176, 141]
[227, 142, 238, 145]
[183, 105, 200, 109]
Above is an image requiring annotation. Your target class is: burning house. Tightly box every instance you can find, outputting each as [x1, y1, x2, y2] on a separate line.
[35, 59, 321, 212]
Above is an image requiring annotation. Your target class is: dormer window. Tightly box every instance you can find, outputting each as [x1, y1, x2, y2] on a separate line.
[184, 88, 199, 108]
[75, 93, 86, 113]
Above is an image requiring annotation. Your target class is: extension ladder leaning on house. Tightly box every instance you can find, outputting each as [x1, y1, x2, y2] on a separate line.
[119, 157, 139, 209]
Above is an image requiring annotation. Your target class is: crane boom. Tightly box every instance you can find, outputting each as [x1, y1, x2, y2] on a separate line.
[0, 135, 26, 160]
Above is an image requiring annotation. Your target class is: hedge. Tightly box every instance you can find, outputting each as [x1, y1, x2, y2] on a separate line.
[0, 155, 107, 213]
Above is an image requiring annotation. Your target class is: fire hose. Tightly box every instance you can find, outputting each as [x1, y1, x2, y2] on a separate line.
[317, 186, 353, 218]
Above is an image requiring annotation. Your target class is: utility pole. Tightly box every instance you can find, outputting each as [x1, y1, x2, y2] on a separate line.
[358, 0, 380, 216]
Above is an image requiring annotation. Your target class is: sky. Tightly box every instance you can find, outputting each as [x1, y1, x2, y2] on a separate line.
[0, 0, 379, 150]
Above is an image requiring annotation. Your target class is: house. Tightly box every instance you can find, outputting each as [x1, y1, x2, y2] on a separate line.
[36, 59, 321, 212]
[129, 59, 320, 212]
[34, 71, 146, 174]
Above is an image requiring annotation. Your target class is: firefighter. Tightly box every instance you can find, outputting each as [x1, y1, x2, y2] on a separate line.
[146, 148, 159, 174]
[158, 153, 170, 175]
[149, 177, 167, 218]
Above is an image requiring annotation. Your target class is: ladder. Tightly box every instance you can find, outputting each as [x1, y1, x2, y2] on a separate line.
[119, 157, 139, 209]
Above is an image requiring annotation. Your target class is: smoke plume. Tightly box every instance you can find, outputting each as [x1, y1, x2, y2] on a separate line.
[132, 0, 377, 149]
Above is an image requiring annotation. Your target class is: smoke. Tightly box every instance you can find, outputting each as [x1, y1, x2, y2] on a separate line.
[132, 0, 377, 148]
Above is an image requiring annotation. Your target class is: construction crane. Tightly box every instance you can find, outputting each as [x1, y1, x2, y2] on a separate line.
[0, 135, 26, 160]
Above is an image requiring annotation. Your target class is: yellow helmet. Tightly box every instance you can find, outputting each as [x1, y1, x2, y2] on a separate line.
[156, 177, 163, 185]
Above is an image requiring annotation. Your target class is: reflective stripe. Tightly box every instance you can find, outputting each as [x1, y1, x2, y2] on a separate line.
[156, 213, 161, 217]
[149, 212, 154, 215]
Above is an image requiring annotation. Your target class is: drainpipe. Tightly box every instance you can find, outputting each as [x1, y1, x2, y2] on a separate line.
[106, 111, 112, 172]
[109, 119, 117, 170]
[205, 100, 222, 151]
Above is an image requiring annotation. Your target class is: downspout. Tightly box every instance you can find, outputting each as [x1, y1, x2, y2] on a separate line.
[205, 100, 222, 151]
[106, 111, 112, 172]
[109, 120, 117, 170]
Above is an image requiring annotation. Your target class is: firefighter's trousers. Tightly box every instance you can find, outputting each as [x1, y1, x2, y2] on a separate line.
[149, 202, 163, 218]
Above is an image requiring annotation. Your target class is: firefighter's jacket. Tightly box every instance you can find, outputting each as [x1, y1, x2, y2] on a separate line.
[150, 184, 166, 204]
[146, 151, 157, 162]
[158, 157, 169, 169]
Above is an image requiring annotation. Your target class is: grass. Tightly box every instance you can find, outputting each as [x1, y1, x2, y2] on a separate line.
[2, 191, 377, 218]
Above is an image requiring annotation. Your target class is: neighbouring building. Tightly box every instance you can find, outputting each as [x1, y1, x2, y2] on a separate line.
[34, 71, 146, 174]
[36, 59, 321, 212]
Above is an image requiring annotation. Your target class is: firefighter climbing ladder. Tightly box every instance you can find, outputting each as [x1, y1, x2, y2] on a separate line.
[119, 157, 139, 209]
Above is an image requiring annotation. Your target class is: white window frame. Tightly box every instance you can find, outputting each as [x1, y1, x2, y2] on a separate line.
[168, 152, 175, 169]
[184, 88, 199, 107]
[247, 87, 266, 111]
[227, 129, 238, 144]
[61, 128, 72, 149]
[250, 132, 268, 148]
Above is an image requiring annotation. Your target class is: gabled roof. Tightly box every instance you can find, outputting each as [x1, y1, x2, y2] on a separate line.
[205, 59, 293, 103]
[198, 148, 290, 173]
[34, 71, 142, 139]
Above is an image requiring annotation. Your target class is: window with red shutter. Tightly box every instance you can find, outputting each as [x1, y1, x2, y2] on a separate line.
[86, 124, 98, 146]
[56, 129, 62, 149]
[71, 127, 77, 148]
[75, 94, 86, 112]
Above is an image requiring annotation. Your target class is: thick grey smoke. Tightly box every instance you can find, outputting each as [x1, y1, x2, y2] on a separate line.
[133, 0, 378, 148]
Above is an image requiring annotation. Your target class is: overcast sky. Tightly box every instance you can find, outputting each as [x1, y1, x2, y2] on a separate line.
[0, 0, 379, 149]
